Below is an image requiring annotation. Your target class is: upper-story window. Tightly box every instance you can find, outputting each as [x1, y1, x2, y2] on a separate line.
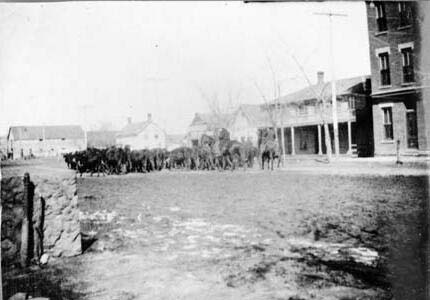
[375, 2, 387, 32]
[400, 46, 414, 83]
[298, 105, 307, 116]
[348, 96, 356, 112]
[378, 52, 391, 86]
[399, 2, 412, 27]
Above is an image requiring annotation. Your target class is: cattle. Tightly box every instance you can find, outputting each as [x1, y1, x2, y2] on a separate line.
[63, 129, 266, 175]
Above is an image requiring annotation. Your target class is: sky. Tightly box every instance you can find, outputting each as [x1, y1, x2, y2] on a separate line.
[0, 1, 371, 136]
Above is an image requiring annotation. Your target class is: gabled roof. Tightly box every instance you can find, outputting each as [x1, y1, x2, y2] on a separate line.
[8, 125, 84, 141]
[236, 104, 272, 128]
[189, 112, 233, 130]
[117, 121, 151, 138]
[275, 76, 370, 105]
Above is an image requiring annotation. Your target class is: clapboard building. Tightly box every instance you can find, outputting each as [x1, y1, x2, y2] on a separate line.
[186, 112, 233, 147]
[7, 125, 86, 159]
[116, 114, 166, 150]
[228, 104, 270, 147]
[269, 72, 373, 156]
[366, 1, 430, 155]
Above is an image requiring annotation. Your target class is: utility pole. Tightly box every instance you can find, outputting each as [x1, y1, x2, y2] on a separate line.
[79, 105, 93, 150]
[277, 85, 286, 166]
[314, 11, 347, 157]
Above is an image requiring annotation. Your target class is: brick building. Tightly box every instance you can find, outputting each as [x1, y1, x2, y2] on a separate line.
[366, 1, 430, 155]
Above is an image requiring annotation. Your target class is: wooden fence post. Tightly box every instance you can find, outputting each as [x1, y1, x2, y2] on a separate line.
[20, 172, 34, 268]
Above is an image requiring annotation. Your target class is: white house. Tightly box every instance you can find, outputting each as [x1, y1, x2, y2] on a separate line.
[185, 112, 233, 147]
[228, 104, 270, 146]
[116, 114, 166, 150]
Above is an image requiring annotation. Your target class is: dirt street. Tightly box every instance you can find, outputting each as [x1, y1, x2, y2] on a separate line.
[3, 165, 427, 300]
[50, 169, 426, 300]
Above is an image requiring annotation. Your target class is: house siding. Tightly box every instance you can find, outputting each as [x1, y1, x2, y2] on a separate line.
[117, 123, 166, 150]
[229, 111, 259, 146]
[8, 138, 85, 159]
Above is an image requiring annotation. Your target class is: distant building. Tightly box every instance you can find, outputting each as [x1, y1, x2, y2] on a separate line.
[366, 1, 430, 155]
[7, 125, 86, 159]
[165, 134, 186, 151]
[228, 104, 270, 146]
[116, 114, 166, 150]
[0, 136, 7, 159]
[269, 72, 373, 156]
[87, 130, 117, 149]
[186, 112, 233, 146]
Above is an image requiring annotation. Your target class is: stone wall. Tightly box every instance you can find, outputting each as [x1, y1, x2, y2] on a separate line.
[1, 169, 81, 269]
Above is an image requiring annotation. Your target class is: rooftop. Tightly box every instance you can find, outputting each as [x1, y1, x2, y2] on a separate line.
[275, 75, 370, 105]
[8, 125, 84, 141]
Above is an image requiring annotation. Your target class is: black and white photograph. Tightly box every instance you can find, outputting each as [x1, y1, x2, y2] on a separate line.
[0, 0, 429, 299]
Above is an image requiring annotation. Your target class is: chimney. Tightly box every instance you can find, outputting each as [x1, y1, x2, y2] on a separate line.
[127, 117, 132, 125]
[147, 113, 152, 122]
[317, 71, 324, 84]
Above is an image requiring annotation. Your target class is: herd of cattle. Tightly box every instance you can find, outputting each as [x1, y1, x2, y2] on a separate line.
[63, 129, 281, 176]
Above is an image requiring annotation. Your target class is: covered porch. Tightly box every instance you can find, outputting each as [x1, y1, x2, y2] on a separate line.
[274, 122, 356, 156]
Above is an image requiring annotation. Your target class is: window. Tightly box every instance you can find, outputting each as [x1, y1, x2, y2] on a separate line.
[299, 105, 307, 115]
[401, 47, 414, 83]
[348, 96, 356, 110]
[382, 107, 393, 140]
[375, 3, 387, 32]
[399, 2, 412, 27]
[378, 52, 391, 86]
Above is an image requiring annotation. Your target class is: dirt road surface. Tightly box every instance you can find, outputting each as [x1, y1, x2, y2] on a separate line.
[59, 169, 426, 300]
[2, 163, 428, 300]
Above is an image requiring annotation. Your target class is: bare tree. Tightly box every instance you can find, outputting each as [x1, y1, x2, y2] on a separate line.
[291, 55, 333, 162]
[253, 55, 288, 164]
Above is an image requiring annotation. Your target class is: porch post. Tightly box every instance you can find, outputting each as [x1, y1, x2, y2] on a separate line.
[347, 121, 352, 155]
[317, 124, 322, 155]
[291, 126, 295, 155]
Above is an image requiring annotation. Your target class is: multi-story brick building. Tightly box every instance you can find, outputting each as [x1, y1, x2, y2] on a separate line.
[366, 1, 430, 155]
